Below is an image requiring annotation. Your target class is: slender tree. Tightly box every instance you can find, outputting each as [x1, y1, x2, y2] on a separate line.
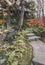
[42, 0, 44, 22]
[18, 0, 25, 29]
[36, 0, 42, 18]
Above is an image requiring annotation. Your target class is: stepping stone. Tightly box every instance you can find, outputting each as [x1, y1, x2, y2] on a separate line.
[25, 30, 33, 33]
[27, 33, 35, 36]
[28, 36, 40, 41]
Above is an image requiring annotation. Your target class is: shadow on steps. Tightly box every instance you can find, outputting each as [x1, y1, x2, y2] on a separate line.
[32, 61, 45, 65]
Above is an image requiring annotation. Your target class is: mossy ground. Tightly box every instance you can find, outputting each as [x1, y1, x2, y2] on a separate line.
[0, 30, 33, 65]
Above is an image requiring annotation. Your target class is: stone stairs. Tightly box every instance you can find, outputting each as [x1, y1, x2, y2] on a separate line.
[26, 31, 40, 41]
[28, 36, 40, 41]
[25, 29, 45, 65]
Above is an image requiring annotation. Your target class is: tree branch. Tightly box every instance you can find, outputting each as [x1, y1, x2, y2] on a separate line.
[5, 0, 15, 6]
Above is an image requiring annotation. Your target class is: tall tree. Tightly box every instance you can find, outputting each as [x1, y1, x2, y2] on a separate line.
[18, 0, 25, 29]
[36, 0, 42, 18]
[36, 0, 44, 21]
[42, 0, 44, 22]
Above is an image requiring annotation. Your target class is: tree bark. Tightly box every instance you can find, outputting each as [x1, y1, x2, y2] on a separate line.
[18, 0, 25, 29]
[42, 0, 44, 22]
[37, 0, 42, 18]
[5, 0, 15, 6]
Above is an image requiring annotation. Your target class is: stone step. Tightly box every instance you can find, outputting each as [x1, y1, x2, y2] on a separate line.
[26, 28, 33, 31]
[32, 61, 45, 65]
[28, 36, 40, 41]
[27, 33, 35, 36]
[25, 30, 33, 33]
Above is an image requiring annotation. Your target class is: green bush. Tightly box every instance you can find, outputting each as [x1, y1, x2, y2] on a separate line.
[33, 26, 45, 37]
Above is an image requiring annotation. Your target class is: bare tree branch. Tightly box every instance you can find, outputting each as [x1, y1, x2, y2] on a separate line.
[5, 0, 15, 6]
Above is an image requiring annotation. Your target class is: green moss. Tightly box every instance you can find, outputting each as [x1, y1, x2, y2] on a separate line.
[12, 61, 18, 65]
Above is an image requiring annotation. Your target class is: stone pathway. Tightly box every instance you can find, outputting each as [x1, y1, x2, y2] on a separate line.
[26, 29, 45, 65]
[31, 40, 45, 65]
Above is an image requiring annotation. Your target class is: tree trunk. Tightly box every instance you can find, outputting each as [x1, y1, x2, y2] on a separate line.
[42, 0, 44, 22]
[5, 0, 15, 6]
[18, 0, 25, 29]
[37, 0, 42, 18]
